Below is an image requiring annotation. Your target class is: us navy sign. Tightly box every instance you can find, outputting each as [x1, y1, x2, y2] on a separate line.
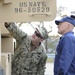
[0, 0, 56, 22]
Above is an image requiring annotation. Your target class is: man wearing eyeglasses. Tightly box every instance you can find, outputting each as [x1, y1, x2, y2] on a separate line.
[5, 22, 48, 75]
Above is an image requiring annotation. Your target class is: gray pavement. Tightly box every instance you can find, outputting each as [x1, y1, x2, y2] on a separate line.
[45, 63, 54, 75]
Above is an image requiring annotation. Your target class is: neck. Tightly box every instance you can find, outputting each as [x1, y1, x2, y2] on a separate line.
[31, 41, 40, 47]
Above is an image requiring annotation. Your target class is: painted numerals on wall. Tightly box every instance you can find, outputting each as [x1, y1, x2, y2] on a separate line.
[14, 2, 50, 13]
[28, 7, 50, 13]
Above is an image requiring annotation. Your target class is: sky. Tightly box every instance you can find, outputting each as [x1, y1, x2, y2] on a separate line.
[57, 0, 75, 11]
[20, 21, 58, 36]
[57, 0, 75, 33]
[20, 0, 75, 36]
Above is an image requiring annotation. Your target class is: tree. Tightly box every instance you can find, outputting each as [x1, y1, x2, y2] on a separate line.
[57, 6, 68, 17]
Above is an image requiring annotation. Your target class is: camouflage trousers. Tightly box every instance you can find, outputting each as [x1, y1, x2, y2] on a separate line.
[12, 70, 38, 75]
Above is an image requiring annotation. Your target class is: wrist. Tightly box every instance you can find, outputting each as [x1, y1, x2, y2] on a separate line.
[5, 22, 10, 28]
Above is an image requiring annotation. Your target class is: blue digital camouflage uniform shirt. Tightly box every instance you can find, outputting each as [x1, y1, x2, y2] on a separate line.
[5, 22, 47, 75]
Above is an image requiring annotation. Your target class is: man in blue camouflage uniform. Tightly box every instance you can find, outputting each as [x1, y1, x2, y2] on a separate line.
[5, 22, 48, 75]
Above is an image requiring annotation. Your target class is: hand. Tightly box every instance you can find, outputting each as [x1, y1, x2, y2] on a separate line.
[5, 22, 11, 28]
[5, 22, 10, 27]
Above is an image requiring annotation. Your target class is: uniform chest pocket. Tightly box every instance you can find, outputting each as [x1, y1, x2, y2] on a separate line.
[31, 53, 42, 65]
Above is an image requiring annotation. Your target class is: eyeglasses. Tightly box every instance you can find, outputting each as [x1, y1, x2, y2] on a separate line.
[34, 31, 43, 39]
